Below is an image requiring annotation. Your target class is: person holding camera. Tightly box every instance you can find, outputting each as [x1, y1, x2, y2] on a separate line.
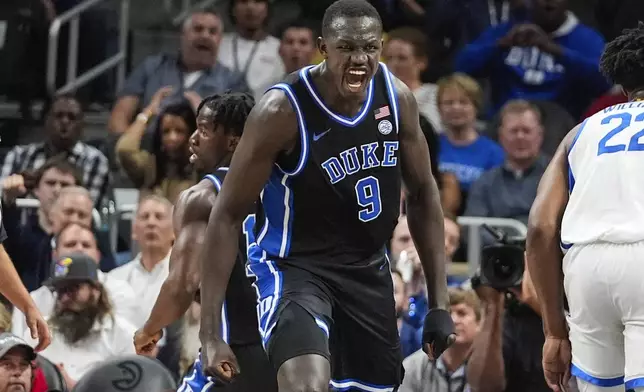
[466, 225, 581, 392]
[467, 260, 550, 392]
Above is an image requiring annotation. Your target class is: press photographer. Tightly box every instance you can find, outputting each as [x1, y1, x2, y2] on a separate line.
[466, 226, 552, 392]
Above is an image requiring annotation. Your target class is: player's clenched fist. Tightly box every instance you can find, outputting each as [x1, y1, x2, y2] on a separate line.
[422, 308, 456, 360]
[201, 338, 240, 384]
[133, 328, 163, 355]
[2, 174, 27, 204]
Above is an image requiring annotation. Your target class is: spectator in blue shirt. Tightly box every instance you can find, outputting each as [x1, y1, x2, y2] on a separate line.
[466, 100, 548, 227]
[392, 270, 422, 358]
[437, 74, 505, 214]
[455, 0, 610, 119]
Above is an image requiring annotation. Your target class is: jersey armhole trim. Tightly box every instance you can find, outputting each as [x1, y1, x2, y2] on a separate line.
[568, 118, 589, 157]
[266, 83, 309, 176]
[204, 174, 222, 193]
[567, 118, 589, 192]
[379, 62, 400, 133]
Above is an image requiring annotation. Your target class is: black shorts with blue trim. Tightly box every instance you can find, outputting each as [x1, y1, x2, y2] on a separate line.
[177, 343, 277, 392]
[249, 250, 404, 391]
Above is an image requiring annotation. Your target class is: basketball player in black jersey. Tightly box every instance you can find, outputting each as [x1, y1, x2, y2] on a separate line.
[132, 92, 277, 392]
[199, 1, 456, 390]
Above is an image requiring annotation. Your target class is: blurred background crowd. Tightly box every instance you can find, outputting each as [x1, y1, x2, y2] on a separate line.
[0, 0, 640, 391]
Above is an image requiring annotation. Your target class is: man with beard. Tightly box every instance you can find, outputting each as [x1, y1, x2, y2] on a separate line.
[10, 222, 137, 338]
[23, 253, 135, 389]
[133, 91, 277, 391]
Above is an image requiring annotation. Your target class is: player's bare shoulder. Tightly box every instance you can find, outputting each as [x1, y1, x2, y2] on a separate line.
[250, 88, 300, 150]
[562, 121, 586, 156]
[175, 179, 217, 225]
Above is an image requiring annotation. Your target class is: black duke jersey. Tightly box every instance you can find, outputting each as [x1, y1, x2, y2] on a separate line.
[253, 62, 401, 263]
[201, 168, 261, 346]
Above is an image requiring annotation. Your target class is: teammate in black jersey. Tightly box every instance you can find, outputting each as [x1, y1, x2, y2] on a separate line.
[198, 1, 455, 390]
[132, 92, 277, 392]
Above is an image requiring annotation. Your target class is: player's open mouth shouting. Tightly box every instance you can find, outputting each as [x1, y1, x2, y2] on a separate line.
[345, 67, 369, 93]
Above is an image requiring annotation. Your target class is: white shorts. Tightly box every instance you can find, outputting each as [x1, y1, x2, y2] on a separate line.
[564, 242, 644, 390]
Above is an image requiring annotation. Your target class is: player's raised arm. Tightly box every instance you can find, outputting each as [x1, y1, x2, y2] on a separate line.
[526, 126, 576, 390]
[199, 89, 298, 381]
[134, 185, 212, 354]
[395, 76, 454, 359]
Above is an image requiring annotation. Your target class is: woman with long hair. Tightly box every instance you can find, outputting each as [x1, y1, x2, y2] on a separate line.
[117, 90, 197, 203]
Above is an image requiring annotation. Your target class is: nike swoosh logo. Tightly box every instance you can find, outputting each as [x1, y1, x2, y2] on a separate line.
[313, 128, 331, 141]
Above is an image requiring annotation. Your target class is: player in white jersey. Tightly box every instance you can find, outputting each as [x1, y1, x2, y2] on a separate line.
[526, 22, 644, 392]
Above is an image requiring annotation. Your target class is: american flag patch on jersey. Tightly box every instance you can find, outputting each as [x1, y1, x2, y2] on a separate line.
[374, 105, 390, 119]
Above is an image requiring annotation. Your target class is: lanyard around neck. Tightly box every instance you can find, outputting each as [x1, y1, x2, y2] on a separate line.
[232, 34, 260, 77]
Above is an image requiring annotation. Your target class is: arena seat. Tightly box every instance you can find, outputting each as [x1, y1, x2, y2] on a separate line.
[36, 355, 68, 392]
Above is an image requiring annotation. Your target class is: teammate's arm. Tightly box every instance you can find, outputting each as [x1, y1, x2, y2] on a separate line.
[199, 90, 298, 380]
[135, 185, 213, 354]
[526, 126, 577, 339]
[394, 77, 448, 311]
[0, 244, 51, 351]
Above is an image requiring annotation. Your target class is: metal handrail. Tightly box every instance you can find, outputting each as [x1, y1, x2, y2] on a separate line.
[15, 198, 103, 228]
[456, 216, 528, 274]
[47, 0, 130, 95]
[118, 203, 137, 221]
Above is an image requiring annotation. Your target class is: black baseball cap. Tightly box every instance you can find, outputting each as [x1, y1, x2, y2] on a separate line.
[45, 253, 99, 289]
[0, 333, 36, 361]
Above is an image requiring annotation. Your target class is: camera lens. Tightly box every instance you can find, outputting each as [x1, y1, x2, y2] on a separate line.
[480, 244, 525, 290]
[493, 258, 515, 279]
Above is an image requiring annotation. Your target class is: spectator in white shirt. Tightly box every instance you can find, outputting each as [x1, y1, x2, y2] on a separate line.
[11, 223, 137, 336]
[257, 20, 317, 94]
[384, 27, 442, 132]
[23, 253, 136, 389]
[108, 195, 173, 328]
[278, 20, 317, 75]
[219, 0, 285, 100]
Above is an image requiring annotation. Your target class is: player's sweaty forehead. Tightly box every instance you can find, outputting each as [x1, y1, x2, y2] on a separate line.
[197, 106, 216, 125]
[326, 16, 382, 44]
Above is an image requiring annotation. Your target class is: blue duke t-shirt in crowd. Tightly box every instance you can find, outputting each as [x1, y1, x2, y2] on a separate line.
[438, 134, 505, 192]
